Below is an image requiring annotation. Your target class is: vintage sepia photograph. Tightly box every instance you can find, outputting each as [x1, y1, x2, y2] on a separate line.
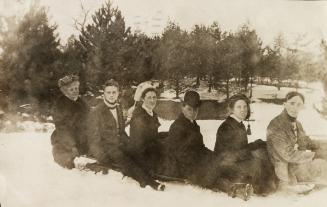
[1, 0, 327, 206]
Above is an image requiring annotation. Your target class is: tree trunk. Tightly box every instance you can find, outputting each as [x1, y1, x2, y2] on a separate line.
[226, 79, 230, 100]
[244, 75, 249, 91]
[249, 76, 253, 98]
[196, 75, 200, 87]
[208, 75, 213, 93]
[175, 78, 180, 98]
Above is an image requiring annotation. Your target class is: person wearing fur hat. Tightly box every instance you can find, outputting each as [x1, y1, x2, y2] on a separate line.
[214, 93, 276, 195]
[126, 85, 166, 191]
[267, 91, 327, 193]
[161, 90, 254, 201]
[51, 75, 89, 169]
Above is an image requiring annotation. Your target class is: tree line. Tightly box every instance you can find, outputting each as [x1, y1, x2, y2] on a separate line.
[0, 1, 326, 116]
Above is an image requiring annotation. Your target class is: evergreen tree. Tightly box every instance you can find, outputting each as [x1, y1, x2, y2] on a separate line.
[236, 23, 263, 92]
[215, 33, 242, 99]
[189, 24, 215, 87]
[158, 21, 190, 98]
[78, 1, 131, 89]
[0, 5, 60, 112]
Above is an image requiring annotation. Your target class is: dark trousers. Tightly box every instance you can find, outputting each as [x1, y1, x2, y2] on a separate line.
[101, 147, 157, 187]
[221, 148, 277, 195]
[187, 155, 243, 193]
[52, 145, 75, 169]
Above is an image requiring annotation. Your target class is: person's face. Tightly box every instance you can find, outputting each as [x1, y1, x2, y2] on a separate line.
[232, 99, 248, 121]
[142, 91, 157, 111]
[104, 85, 119, 104]
[62, 81, 80, 101]
[182, 104, 199, 121]
[284, 96, 304, 118]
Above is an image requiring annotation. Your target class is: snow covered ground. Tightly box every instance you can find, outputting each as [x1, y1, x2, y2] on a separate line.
[1, 83, 327, 207]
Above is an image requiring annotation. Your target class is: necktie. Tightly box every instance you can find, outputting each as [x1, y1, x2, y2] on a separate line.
[292, 122, 298, 139]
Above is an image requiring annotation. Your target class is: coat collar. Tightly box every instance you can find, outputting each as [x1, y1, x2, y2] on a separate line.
[133, 106, 159, 124]
[103, 97, 119, 109]
[99, 102, 117, 118]
[60, 94, 82, 105]
[178, 113, 199, 128]
[230, 114, 243, 123]
[280, 110, 297, 125]
[279, 110, 298, 139]
[99, 102, 125, 131]
[142, 104, 154, 116]
[226, 116, 245, 128]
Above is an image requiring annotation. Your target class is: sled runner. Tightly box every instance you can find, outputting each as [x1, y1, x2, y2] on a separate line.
[74, 156, 118, 175]
[82, 163, 110, 174]
[152, 173, 188, 184]
[284, 182, 327, 195]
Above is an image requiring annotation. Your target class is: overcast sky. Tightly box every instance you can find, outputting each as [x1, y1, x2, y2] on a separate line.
[1, 0, 327, 53]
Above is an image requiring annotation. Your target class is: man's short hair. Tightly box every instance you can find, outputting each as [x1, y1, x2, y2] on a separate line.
[285, 91, 305, 103]
[104, 79, 119, 89]
[183, 90, 201, 108]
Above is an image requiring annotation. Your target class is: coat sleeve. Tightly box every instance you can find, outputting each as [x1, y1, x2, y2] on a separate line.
[86, 109, 104, 160]
[52, 101, 77, 149]
[267, 123, 315, 164]
[214, 124, 249, 159]
[170, 123, 211, 158]
[128, 115, 149, 153]
[214, 123, 231, 153]
[297, 122, 320, 151]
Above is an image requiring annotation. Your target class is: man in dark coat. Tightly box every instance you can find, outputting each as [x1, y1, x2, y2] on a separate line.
[87, 80, 163, 191]
[51, 75, 89, 169]
[162, 91, 254, 201]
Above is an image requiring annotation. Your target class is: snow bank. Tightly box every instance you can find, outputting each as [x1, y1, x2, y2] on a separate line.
[1, 126, 327, 207]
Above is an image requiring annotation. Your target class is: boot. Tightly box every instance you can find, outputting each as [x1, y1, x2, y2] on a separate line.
[150, 181, 166, 191]
[140, 180, 165, 191]
[84, 163, 109, 174]
[228, 183, 253, 201]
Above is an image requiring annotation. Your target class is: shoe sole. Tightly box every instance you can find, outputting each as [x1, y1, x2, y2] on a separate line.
[244, 184, 254, 201]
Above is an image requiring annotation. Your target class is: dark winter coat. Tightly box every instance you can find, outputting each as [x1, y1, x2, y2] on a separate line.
[127, 106, 165, 172]
[163, 113, 212, 176]
[215, 116, 265, 160]
[161, 113, 244, 191]
[86, 102, 161, 187]
[215, 116, 277, 194]
[50, 95, 89, 168]
[87, 102, 128, 163]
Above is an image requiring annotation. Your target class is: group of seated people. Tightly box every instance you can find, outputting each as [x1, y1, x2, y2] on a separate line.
[50, 74, 327, 201]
